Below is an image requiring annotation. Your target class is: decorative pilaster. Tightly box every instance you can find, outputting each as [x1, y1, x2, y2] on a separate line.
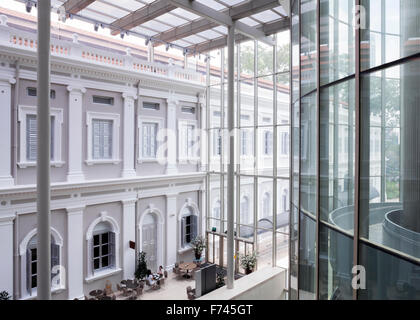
[166, 92, 178, 175]
[66, 84, 86, 182]
[198, 93, 207, 172]
[66, 206, 85, 300]
[122, 198, 137, 279]
[0, 213, 15, 296]
[165, 193, 178, 268]
[0, 76, 15, 187]
[122, 91, 137, 178]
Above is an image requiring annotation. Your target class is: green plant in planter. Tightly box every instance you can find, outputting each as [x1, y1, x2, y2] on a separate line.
[0, 290, 11, 300]
[134, 251, 148, 280]
[240, 252, 257, 274]
[191, 235, 206, 260]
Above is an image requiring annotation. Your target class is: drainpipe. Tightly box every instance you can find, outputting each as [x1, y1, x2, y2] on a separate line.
[12, 60, 19, 184]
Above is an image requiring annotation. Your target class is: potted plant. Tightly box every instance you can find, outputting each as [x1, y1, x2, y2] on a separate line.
[240, 252, 257, 274]
[191, 235, 206, 261]
[134, 251, 148, 280]
[0, 291, 11, 300]
[216, 270, 225, 288]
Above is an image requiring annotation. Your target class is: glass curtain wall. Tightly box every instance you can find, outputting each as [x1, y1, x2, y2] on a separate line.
[205, 30, 291, 274]
[291, 0, 420, 300]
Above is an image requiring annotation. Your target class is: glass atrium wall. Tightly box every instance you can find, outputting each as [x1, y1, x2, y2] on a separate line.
[205, 31, 291, 274]
[291, 0, 420, 300]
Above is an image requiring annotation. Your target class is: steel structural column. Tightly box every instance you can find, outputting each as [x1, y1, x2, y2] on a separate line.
[226, 23, 235, 289]
[37, 0, 52, 300]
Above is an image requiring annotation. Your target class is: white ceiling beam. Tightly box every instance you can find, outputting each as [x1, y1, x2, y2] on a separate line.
[62, 0, 96, 15]
[153, 0, 280, 45]
[167, 0, 275, 45]
[109, 0, 176, 36]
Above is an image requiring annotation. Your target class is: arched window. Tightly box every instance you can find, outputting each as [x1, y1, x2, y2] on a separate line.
[264, 131, 273, 155]
[213, 200, 221, 220]
[92, 222, 115, 271]
[20, 228, 63, 297]
[240, 196, 250, 225]
[263, 192, 271, 217]
[180, 206, 198, 248]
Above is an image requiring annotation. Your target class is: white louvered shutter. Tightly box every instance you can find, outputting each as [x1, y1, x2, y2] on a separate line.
[27, 114, 37, 161]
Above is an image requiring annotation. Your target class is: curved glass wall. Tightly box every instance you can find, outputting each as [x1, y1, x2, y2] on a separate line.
[290, 0, 420, 300]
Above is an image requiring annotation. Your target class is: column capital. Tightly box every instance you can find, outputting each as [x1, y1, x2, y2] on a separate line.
[121, 198, 137, 206]
[66, 206, 85, 215]
[67, 85, 86, 94]
[122, 91, 138, 100]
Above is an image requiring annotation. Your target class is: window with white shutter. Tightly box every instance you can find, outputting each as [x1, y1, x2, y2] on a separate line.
[264, 130, 273, 155]
[180, 206, 198, 248]
[179, 122, 196, 159]
[142, 122, 158, 158]
[26, 114, 55, 161]
[92, 119, 113, 159]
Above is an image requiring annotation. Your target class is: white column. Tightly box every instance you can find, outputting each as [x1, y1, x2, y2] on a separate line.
[122, 92, 137, 178]
[165, 194, 178, 269]
[66, 85, 86, 182]
[0, 78, 15, 187]
[122, 199, 137, 279]
[66, 206, 84, 300]
[0, 215, 15, 296]
[166, 94, 178, 175]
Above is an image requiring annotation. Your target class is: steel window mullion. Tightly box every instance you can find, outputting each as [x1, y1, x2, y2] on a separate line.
[315, 0, 321, 300]
[297, 0, 302, 300]
[273, 33, 278, 267]
[253, 40, 259, 270]
[352, 0, 362, 301]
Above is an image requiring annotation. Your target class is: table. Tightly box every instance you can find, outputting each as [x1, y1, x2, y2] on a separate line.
[179, 262, 197, 278]
[89, 289, 103, 297]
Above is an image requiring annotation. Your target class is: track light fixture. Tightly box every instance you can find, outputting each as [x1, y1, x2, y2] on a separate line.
[183, 48, 188, 56]
[145, 38, 151, 46]
[165, 43, 170, 51]
[94, 23, 99, 32]
[120, 32, 125, 39]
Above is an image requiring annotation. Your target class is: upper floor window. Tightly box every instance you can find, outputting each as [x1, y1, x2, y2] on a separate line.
[263, 192, 271, 218]
[181, 106, 196, 114]
[240, 196, 250, 225]
[213, 130, 222, 156]
[264, 130, 273, 155]
[26, 114, 55, 161]
[93, 95, 114, 105]
[143, 102, 160, 110]
[27, 87, 56, 99]
[180, 206, 198, 248]
[92, 222, 115, 271]
[86, 112, 120, 164]
[241, 130, 253, 156]
[18, 105, 63, 167]
[179, 120, 198, 160]
[281, 131, 289, 155]
[92, 119, 113, 160]
[142, 122, 158, 158]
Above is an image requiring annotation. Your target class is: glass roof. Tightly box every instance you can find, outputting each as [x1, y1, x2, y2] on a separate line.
[5, 0, 289, 54]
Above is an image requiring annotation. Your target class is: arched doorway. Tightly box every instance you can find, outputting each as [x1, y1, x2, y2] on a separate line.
[142, 213, 158, 272]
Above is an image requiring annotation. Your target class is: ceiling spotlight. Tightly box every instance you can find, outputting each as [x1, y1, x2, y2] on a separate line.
[100, 23, 105, 29]
[69, 13, 74, 20]
[165, 43, 170, 51]
[120, 32, 125, 39]
[94, 23, 99, 32]
[125, 31, 130, 36]
[25, 1, 33, 13]
[145, 38, 151, 46]
[183, 48, 188, 56]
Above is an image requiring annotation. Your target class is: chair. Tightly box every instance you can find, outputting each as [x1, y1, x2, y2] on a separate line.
[146, 277, 160, 290]
[164, 270, 168, 278]
[186, 286, 196, 300]
[127, 279, 134, 288]
[135, 287, 143, 297]
[160, 278, 165, 286]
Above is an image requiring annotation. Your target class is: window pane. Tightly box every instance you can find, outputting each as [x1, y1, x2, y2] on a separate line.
[320, 0, 355, 84]
[359, 241, 420, 299]
[300, 93, 317, 216]
[320, 79, 355, 233]
[360, 0, 420, 71]
[319, 224, 353, 300]
[300, 0, 317, 95]
[360, 60, 419, 260]
[298, 212, 316, 299]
